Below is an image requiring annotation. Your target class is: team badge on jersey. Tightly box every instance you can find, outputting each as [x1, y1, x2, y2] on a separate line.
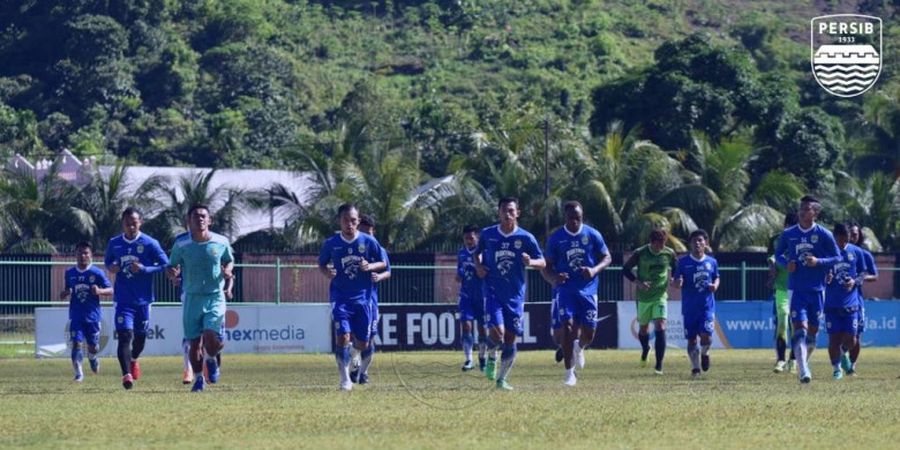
[811, 14, 882, 97]
[137, 244, 144, 254]
[847, 253, 855, 261]
[705, 262, 711, 270]
[89, 275, 95, 283]
[581, 236, 589, 245]
[358, 243, 366, 253]
[514, 240, 522, 249]
[811, 235, 819, 244]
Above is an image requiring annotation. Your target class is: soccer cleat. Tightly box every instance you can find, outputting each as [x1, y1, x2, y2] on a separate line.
[74, 371, 84, 382]
[495, 378, 513, 391]
[691, 368, 701, 378]
[833, 369, 843, 380]
[846, 367, 857, 377]
[800, 370, 812, 384]
[787, 360, 797, 374]
[349, 369, 359, 383]
[478, 356, 486, 372]
[122, 374, 134, 390]
[462, 360, 474, 371]
[358, 373, 369, 385]
[340, 380, 353, 391]
[130, 360, 141, 380]
[206, 358, 220, 384]
[701, 354, 710, 372]
[773, 360, 786, 373]
[89, 358, 100, 374]
[654, 369, 664, 376]
[563, 372, 577, 387]
[485, 358, 497, 380]
[191, 375, 205, 392]
[554, 347, 564, 363]
[840, 353, 852, 373]
[182, 368, 193, 385]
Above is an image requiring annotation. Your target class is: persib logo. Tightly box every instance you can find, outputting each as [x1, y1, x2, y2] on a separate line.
[811, 14, 882, 97]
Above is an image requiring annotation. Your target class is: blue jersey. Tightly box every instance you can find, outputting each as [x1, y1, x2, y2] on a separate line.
[477, 225, 543, 303]
[544, 224, 609, 297]
[318, 232, 384, 304]
[673, 254, 719, 318]
[65, 265, 111, 323]
[457, 246, 483, 301]
[370, 246, 390, 306]
[168, 232, 234, 295]
[857, 248, 877, 299]
[104, 233, 169, 306]
[775, 223, 841, 292]
[825, 243, 867, 309]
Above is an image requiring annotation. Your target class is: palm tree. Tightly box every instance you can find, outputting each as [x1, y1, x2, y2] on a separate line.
[830, 171, 900, 251]
[0, 163, 95, 253]
[77, 162, 168, 248]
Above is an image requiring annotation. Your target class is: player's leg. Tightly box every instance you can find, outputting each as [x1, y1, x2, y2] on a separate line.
[561, 318, 577, 386]
[637, 302, 653, 366]
[571, 294, 597, 371]
[353, 302, 374, 384]
[332, 302, 354, 390]
[85, 321, 101, 374]
[182, 338, 193, 384]
[476, 321, 488, 371]
[825, 313, 842, 379]
[848, 305, 864, 374]
[69, 321, 85, 382]
[700, 312, 714, 372]
[652, 301, 668, 374]
[115, 305, 135, 380]
[460, 294, 476, 370]
[773, 290, 789, 372]
[805, 292, 824, 361]
[182, 294, 206, 391]
[495, 301, 522, 390]
[550, 294, 564, 364]
[200, 295, 226, 384]
[684, 317, 700, 376]
[483, 295, 503, 381]
[129, 305, 151, 380]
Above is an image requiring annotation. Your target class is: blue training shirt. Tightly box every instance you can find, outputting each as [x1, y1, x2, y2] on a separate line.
[104, 232, 169, 306]
[370, 246, 390, 307]
[857, 248, 877, 301]
[318, 232, 384, 304]
[477, 224, 543, 303]
[65, 265, 111, 323]
[457, 246, 483, 302]
[775, 223, 842, 292]
[544, 224, 609, 297]
[673, 254, 719, 318]
[825, 243, 867, 309]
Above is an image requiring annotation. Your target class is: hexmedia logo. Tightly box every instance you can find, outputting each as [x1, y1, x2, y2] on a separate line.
[811, 14, 882, 97]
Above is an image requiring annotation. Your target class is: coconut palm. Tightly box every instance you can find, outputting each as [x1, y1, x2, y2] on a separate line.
[0, 164, 95, 253]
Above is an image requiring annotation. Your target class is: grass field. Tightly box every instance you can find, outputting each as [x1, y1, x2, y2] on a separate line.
[1, 349, 899, 449]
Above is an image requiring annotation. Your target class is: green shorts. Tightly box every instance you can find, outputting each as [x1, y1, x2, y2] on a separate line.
[637, 300, 667, 326]
[183, 292, 226, 340]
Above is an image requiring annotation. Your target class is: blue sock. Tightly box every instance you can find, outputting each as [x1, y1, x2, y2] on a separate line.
[360, 342, 375, 375]
[497, 343, 517, 380]
[485, 336, 500, 359]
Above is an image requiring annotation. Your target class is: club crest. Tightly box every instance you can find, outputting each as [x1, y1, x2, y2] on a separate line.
[811, 14, 882, 97]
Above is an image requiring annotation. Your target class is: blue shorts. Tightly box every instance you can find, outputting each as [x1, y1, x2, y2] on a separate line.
[333, 301, 372, 342]
[485, 295, 524, 336]
[557, 290, 599, 329]
[69, 319, 101, 347]
[458, 294, 485, 323]
[825, 309, 860, 335]
[683, 311, 715, 340]
[115, 303, 151, 334]
[550, 291, 562, 331]
[790, 290, 824, 325]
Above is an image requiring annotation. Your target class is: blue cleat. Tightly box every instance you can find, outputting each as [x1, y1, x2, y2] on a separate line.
[191, 375, 205, 392]
[840, 353, 852, 373]
[89, 358, 100, 374]
[349, 369, 359, 383]
[800, 370, 812, 384]
[358, 373, 369, 385]
[74, 372, 84, 382]
[206, 358, 219, 384]
[478, 356, 486, 372]
[701, 354, 710, 372]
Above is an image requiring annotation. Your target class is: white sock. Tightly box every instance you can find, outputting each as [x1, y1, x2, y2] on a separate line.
[566, 367, 575, 378]
[359, 352, 373, 376]
[478, 343, 486, 359]
[573, 339, 580, 349]
[182, 341, 191, 370]
[463, 341, 473, 362]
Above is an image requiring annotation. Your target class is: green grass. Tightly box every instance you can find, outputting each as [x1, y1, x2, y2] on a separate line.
[1, 349, 899, 449]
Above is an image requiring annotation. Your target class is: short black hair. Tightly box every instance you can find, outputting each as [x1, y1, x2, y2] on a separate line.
[337, 203, 358, 216]
[121, 207, 142, 220]
[800, 195, 822, 212]
[833, 223, 849, 237]
[463, 225, 480, 234]
[188, 204, 210, 217]
[359, 214, 375, 228]
[563, 200, 583, 214]
[498, 197, 518, 209]
[75, 241, 92, 251]
[689, 229, 709, 242]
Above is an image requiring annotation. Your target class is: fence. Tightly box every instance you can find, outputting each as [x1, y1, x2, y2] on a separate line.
[2, 256, 898, 349]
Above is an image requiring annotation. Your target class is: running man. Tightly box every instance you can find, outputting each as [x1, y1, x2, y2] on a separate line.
[673, 229, 719, 377]
[166, 204, 234, 392]
[475, 197, 545, 390]
[845, 223, 878, 375]
[61, 242, 112, 382]
[318, 203, 385, 391]
[767, 211, 798, 373]
[774, 195, 842, 383]
[824, 223, 866, 380]
[104, 207, 169, 389]
[542, 201, 611, 386]
[623, 228, 676, 375]
[351, 213, 390, 385]
[456, 225, 487, 372]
